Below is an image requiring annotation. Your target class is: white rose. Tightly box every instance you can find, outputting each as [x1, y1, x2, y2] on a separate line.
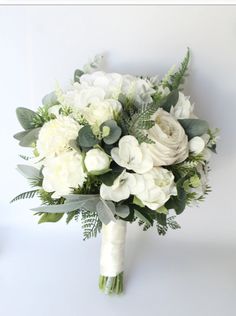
[42, 150, 86, 198]
[82, 99, 122, 126]
[80, 71, 123, 99]
[111, 135, 153, 174]
[189, 136, 205, 155]
[100, 170, 144, 202]
[135, 167, 177, 210]
[84, 148, 110, 173]
[37, 116, 81, 158]
[147, 108, 189, 166]
[170, 92, 194, 119]
[121, 75, 155, 105]
[62, 82, 106, 109]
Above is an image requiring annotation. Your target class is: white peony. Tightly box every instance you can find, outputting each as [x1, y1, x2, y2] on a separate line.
[147, 108, 189, 166]
[170, 92, 194, 119]
[62, 82, 106, 109]
[121, 75, 155, 105]
[80, 71, 123, 99]
[82, 99, 122, 126]
[100, 170, 144, 202]
[111, 135, 153, 174]
[37, 116, 81, 158]
[189, 136, 205, 155]
[135, 167, 177, 210]
[42, 150, 86, 198]
[84, 148, 110, 173]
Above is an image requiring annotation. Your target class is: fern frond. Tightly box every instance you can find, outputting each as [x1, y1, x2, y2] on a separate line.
[10, 189, 38, 203]
[81, 210, 102, 240]
[19, 155, 32, 160]
[169, 48, 190, 90]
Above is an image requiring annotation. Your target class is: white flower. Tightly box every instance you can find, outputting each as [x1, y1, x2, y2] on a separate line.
[135, 167, 177, 210]
[121, 75, 155, 105]
[170, 92, 194, 119]
[147, 109, 189, 166]
[62, 82, 106, 109]
[84, 148, 110, 173]
[100, 170, 144, 202]
[189, 136, 205, 155]
[80, 71, 123, 99]
[82, 99, 122, 126]
[42, 150, 86, 198]
[37, 116, 81, 158]
[111, 135, 153, 174]
[157, 85, 170, 97]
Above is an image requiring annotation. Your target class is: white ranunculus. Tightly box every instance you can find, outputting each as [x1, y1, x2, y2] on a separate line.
[62, 82, 106, 109]
[82, 99, 122, 126]
[84, 148, 110, 173]
[37, 116, 81, 158]
[135, 167, 177, 210]
[189, 136, 205, 155]
[111, 135, 153, 174]
[42, 150, 86, 198]
[170, 92, 194, 119]
[100, 170, 144, 202]
[121, 75, 155, 105]
[147, 108, 189, 166]
[80, 71, 123, 99]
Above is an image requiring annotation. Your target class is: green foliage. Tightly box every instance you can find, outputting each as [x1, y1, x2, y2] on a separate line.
[156, 216, 181, 236]
[178, 119, 209, 139]
[161, 90, 179, 112]
[32, 106, 55, 128]
[207, 128, 220, 153]
[42, 91, 58, 107]
[19, 128, 41, 147]
[10, 190, 38, 203]
[74, 69, 84, 83]
[16, 107, 38, 130]
[38, 213, 64, 224]
[168, 48, 190, 90]
[80, 210, 102, 240]
[77, 125, 99, 148]
[101, 120, 122, 145]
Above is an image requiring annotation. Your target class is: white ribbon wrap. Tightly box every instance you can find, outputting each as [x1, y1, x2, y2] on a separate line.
[100, 220, 127, 277]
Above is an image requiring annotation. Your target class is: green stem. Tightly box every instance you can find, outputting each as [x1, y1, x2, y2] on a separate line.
[99, 272, 124, 295]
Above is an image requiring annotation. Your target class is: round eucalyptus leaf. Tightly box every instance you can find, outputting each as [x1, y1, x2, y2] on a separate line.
[77, 125, 99, 148]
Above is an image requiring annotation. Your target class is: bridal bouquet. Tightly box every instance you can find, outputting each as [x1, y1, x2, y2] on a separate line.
[12, 50, 218, 295]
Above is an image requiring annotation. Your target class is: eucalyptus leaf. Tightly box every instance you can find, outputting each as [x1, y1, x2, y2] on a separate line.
[42, 91, 58, 107]
[96, 199, 116, 225]
[17, 164, 42, 180]
[116, 205, 130, 218]
[19, 128, 41, 147]
[16, 107, 37, 130]
[161, 90, 179, 112]
[13, 130, 30, 141]
[178, 119, 209, 139]
[77, 125, 99, 148]
[98, 170, 123, 186]
[31, 201, 85, 213]
[101, 120, 122, 145]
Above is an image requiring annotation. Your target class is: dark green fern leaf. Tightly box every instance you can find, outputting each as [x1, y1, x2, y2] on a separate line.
[169, 48, 190, 90]
[10, 189, 38, 203]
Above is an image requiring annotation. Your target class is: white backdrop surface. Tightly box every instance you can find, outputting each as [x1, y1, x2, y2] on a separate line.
[0, 5, 236, 316]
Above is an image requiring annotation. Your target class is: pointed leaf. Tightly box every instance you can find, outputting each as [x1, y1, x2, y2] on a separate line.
[161, 90, 179, 112]
[16, 107, 37, 130]
[17, 164, 41, 180]
[19, 128, 41, 147]
[178, 119, 209, 139]
[42, 91, 58, 107]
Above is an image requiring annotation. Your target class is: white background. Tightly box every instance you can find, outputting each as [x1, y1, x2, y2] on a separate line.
[0, 5, 236, 316]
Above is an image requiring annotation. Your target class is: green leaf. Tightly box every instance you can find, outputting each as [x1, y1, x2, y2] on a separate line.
[17, 164, 42, 180]
[38, 213, 64, 224]
[42, 91, 58, 107]
[16, 107, 38, 130]
[101, 120, 122, 145]
[19, 128, 41, 147]
[10, 190, 38, 203]
[157, 206, 168, 215]
[116, 205, 130, 218]
[155, 213, 167, 226]
[13, 130, 29, 141]
[135, 210, 152, 226]
[161, 90, 179, 112]
[77, 125, 99, 148]
[74, 69, 84, 82]
[165, 196, 186, 215]
[170, 48, 190, 90]
[178, 119, 209, 139]
[98, 169, 123, 186]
